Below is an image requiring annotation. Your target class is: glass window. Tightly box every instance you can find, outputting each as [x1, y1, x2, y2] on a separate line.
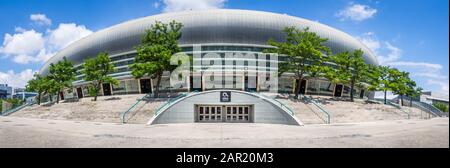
[278, 77, 293, 93]
[319, 81, 334, 96]
[307, 79, 320, 95]
[112, 81, 126, 95]
[217, 107, 221, 114]
[125, 80, 139, 94]
[343, 85, 351, 97]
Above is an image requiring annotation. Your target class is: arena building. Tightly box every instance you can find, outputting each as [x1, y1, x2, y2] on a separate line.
[38, 9, 379, 125]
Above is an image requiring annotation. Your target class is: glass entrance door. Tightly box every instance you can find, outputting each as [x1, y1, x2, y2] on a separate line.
[196, 105, 252, 123]
[225, 105, 251, 123]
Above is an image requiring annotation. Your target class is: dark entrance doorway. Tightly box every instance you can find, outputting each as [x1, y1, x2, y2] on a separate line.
[59, 91, 65, 100]
[190, 76, 202, 92]
[76, 87, 83, 99]
[295, 79, 307, 95]
[103, 83, 112, 96]
[359, 89, 365, 99]
[140, 79, 152, 94]
[244, 76, 257, 92]
[334, 84, 343, 97]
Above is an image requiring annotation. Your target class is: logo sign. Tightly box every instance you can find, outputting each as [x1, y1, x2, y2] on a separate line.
[220, 91, 231, 102]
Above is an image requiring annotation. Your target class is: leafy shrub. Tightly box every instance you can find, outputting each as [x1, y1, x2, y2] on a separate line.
[433, 102, 449, 113]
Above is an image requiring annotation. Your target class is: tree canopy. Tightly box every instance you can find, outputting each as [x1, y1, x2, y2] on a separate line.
[266, 27, 330, 99]
[82, 52, 118, 101]
[48, 57, 76, 103]
[131, 20, 183, 98]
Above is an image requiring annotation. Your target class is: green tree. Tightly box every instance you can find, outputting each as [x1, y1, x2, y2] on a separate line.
[390, 69, 412, 106]
[327, 49, 368, 101]
[433, 102, 449, 113]
[26, 74, 47, 105]
[407, 86, 422, 107]
[367, 65, 392, 104]
[131, 21, 183, 98]
[266, 27, 330, 99]
[26, 74, 58, 104]
[48, 57, 76, 103]
[42, 76, 59, 103]
[82, 52, 118, 101]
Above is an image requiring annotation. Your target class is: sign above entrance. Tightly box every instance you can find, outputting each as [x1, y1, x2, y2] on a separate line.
[220, 91, 231, 102]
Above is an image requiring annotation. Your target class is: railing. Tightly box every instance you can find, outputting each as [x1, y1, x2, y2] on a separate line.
[375, 98, 442, 118]
[153, 93, 189, 116]
[411, 101, 444, 117]
[257, 94, 295, 116]
[1, 102, 34, 116]
[301, 95, 331, 124]
[386, 100, 411, 119]
[272, 98, 295, 116]
[121, 94, 150, 123]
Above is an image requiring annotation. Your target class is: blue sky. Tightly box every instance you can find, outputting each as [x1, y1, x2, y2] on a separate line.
[0, 0, 448, 95]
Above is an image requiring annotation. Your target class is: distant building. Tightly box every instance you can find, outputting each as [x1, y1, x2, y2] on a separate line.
[420, 91, 449, 106]
[13, 92, 38, 100]
[0, 84, 13, 99]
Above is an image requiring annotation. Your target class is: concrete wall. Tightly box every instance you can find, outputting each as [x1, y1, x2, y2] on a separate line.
[150, 90, 301, 125]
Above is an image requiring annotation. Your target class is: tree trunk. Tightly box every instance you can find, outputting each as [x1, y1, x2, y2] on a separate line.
[56, 90, 60, 104]
[410, 97, 413, 107]
[154, 74, 162, 98]
[294, 78, 301, 99]
[49, 94, 53, 102]
[37, 91, 41, 105]
[400, 94, 404, 106]
[350, 80, 355, 102]
[94, 83, 101, 101]
[384, 90, 387, 104]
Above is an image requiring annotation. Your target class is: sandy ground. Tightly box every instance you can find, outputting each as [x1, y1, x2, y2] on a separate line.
[10, 94, 165, 124]
[277, 96, 433, 124]
[0, 116, 447, 148]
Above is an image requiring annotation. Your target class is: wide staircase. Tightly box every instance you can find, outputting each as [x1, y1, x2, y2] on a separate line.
[277, 95, 331, 124]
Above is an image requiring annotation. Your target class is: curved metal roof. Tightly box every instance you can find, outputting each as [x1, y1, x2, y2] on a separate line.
[39, 9, 378, 75]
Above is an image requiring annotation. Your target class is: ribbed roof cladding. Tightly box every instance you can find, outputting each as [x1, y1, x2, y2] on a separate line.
[39, 9, 378, 75]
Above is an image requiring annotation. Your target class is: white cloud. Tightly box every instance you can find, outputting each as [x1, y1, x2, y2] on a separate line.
[14, 27, 26, 33]
[48, 23, 93, 49]
[379, 42, 402, 64]
[30, 14, 52, 26]
[337, 4, 377, 21]
[161, 0, 227, 13]
[0, 69, 36, 88]
[358, 32, 380, 54]
[386, 61, 443, 71]
[153, 2, 160, 9]
[356, 32, 449, 94]
[0, 30, 46, 64]
[357, 32, 400, 64]
[412, 73, 447, 80]
[0, 23, 92, 64]
[427, 79, 449, 93]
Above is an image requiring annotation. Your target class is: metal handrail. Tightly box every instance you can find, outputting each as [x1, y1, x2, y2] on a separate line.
[411, 101, 441, 117]
[386, 100, 411, 119]
[301, 95, 331, 124]
[121, 94, 150, 123]
[154, 93, 188, 116]
[1, 102, 34, 116]
[257, 94, 295, 116]
[271, 98, 295, 116]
